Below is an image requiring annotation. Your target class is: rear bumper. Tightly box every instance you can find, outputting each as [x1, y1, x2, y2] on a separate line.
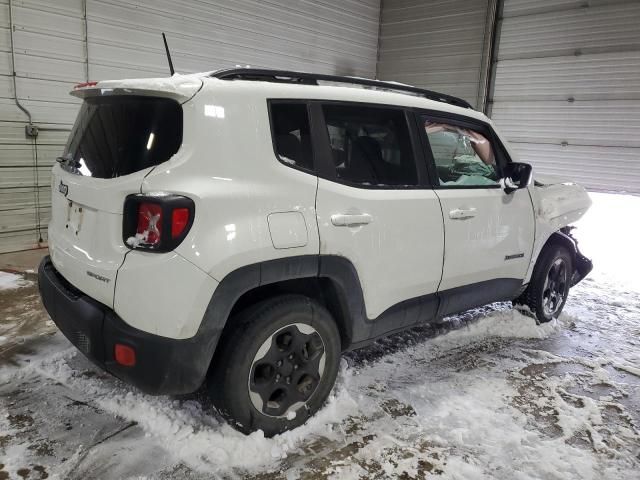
[38, 256, 212, 395]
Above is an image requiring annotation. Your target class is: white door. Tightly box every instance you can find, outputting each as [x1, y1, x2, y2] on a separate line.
[315, 103, 444, 321]
[420, 115, 535, 312]
[436, 188, 534, 289]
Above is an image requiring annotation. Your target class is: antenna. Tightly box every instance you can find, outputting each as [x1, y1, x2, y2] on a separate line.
[162, 32, 175, 76]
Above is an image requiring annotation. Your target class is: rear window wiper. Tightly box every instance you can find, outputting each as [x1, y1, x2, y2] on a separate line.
[56, 154, 79, 170]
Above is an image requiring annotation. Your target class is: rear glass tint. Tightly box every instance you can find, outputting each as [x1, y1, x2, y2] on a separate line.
[62, 96, 182, 178]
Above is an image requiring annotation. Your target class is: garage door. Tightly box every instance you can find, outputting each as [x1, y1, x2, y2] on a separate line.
[490, 0, 640, 194]
[377, 0, 493, 109]
[0, 0, 380, 253]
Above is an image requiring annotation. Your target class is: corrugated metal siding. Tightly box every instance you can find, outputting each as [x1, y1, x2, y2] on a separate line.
[0, 0, 79, 253]
[510, 143, 640, 194]
[377, 0, 491, 108]
[0, 0, 380, 253]
[491, 0, 640, 194]
[87, 0, 379, 80]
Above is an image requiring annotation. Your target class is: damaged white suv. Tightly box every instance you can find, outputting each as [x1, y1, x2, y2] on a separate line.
[38, 68, 592, 436]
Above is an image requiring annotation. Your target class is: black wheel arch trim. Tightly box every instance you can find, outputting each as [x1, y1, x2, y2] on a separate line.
[543, 230, 593, 286]
[199, 255, 526, 357]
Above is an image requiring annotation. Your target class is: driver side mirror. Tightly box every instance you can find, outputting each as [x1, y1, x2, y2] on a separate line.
[503, 162, 532, 194]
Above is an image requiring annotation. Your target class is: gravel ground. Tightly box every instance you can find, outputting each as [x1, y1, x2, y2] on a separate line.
[0, 192, 639, 480]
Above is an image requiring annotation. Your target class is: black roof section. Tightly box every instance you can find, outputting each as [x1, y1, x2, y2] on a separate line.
[211, 68, 474, 110]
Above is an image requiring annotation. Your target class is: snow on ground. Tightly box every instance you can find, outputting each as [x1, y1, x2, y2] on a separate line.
[1, 192, 640, 479]
[0, 271, 33, 291]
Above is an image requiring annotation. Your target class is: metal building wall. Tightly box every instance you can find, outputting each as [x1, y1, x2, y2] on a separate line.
[377, 0, 493, 109]
[0, 0, 380, 253]
[490, 0, 640, 193]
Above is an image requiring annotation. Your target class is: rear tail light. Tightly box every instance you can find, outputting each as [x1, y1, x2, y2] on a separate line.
[123, 194, 195, 252]
[137, 202, 163, 246]
[171, 208, 190, 238]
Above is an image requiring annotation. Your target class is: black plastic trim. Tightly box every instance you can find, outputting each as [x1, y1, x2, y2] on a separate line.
[436, 278, 523, 317]
[205, 256, 524, 350]
[550, 230, 593, 286]
[212, 68, 474, 110]
[39, 253, 527, 396]
[38, 256, 210, 395]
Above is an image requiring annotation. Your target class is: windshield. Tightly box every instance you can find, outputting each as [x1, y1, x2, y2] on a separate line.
[62, 96, 182, 178]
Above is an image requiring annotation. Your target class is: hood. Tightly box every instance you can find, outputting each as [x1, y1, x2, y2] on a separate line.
[534, 173, 579, 187]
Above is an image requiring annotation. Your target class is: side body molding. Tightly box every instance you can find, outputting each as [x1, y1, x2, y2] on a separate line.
[199, 255, 441, 354]
[192, 254, 526, 389]
[318, 256, 439, 348]
[200, 255, 527, 358]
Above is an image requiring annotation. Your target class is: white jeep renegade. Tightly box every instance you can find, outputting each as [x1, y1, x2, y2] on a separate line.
[38, 68, 593, 436]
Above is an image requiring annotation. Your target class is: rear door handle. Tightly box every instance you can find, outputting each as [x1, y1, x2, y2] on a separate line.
[331, 213, 373, 227]
[449, 208, 477, 220]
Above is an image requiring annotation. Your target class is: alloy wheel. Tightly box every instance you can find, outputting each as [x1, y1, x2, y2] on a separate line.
[542, 258, 568, 317]
[248, 323, 326, 418]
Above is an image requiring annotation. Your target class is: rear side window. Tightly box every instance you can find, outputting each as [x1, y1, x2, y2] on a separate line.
[63, 96, 182, 178]
[270, 103, 313, 170]
[322, 104, 417, 187]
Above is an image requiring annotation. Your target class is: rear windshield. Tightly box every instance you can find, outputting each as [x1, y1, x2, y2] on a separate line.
[62, 96, 182, 178]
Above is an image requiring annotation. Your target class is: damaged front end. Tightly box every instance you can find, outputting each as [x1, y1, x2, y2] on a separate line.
[560, 226, 593, 286]
[531, 174, 594, 286]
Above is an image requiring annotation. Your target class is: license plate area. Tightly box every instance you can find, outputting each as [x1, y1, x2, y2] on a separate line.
[65, 200, 85, 237]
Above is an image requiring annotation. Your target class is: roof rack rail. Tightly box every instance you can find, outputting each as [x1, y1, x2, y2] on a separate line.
[210, 68, 474, 110]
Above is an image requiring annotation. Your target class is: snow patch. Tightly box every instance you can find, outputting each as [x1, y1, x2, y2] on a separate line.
[25, 348, 359, 475]
[0, 271, 32, 290]
[126, 233, 147, 248]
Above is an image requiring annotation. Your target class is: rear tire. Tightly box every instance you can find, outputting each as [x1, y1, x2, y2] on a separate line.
[515, 245, 573, 323]
[207, 295, 341, 436]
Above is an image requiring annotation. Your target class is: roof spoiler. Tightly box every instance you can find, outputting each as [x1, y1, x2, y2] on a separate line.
[70, 76, 203, 103]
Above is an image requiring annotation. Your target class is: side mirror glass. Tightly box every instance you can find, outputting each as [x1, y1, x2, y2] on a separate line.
[503, 162, 532, 194]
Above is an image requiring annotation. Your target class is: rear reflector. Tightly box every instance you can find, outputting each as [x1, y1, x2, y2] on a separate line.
[172, 208, 190, 238]
[114, 344, 136, 367]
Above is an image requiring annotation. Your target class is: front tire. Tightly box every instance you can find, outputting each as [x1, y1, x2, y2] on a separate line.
[207, 295, 341, 436]
[515, 245, 573, 323]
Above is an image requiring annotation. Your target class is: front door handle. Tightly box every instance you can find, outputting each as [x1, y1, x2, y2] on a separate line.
[449, 207, 477, 220]
[331, 213, 373, 227]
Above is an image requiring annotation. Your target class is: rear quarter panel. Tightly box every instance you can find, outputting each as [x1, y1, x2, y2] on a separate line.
[140, 82, 321, 282]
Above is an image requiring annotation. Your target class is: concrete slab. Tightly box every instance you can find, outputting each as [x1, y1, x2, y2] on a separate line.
[0, 248, 49, 273]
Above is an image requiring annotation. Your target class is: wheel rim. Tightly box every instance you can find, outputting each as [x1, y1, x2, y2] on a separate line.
[248, 323, 326, 418]
[542, 258, 568, 317]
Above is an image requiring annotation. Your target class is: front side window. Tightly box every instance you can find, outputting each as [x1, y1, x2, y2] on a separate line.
[423, 118, 499, 187]
[323, 104, 418, 187]
[271, 103, 313, 170]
